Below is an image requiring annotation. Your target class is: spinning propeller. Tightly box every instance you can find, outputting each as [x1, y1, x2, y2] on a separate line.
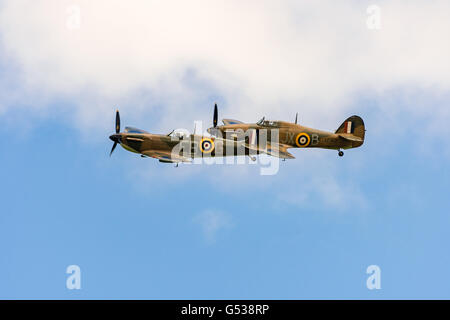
[213, 103, 218, 128]
[206, 103, 219, 135]
[109, 110, 121, 156]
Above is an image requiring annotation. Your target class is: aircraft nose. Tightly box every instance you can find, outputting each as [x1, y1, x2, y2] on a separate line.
[207, 127, 221, 136]
[109, 134, 121, 143]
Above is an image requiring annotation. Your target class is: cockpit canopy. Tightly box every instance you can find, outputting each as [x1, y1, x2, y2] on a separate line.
[124, 127, 148, 134]
[256, 117, 279, 127]
[169, 128, 190, 139]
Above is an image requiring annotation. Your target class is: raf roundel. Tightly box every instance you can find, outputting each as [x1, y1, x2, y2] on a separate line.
[295, 132, 311, 147]
[199, 138, 215, 153]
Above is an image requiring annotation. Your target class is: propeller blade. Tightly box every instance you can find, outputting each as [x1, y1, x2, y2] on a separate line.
[213, 103, 218, 128]
[295, 113, 298, 125]
[115, 110, 120, 133]
[110, 142, 117, 157]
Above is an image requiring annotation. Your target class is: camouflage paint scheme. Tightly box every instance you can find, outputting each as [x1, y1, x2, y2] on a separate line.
[110, 110, 365, 163]
[109, 114, 255, 163]
[207, 115, 365, 158]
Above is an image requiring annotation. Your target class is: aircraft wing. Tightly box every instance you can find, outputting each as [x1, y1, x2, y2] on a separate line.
[222, 119, 244, 125]
[338, 133, 363, 142]
[141, 150, 192, 163]
[265, 143, 295, 159]
[246, 142, 295, 159]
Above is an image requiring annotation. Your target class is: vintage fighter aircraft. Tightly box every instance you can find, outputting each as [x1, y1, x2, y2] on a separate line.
[207, 104, 365, 158]
[108, 110, 257, 163]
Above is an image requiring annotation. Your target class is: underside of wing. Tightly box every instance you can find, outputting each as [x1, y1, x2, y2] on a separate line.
[222, 119, 244, 125]
[265, 143, 295, 159]
[246, 142, 295, 159]
[141, 150, 192, 163]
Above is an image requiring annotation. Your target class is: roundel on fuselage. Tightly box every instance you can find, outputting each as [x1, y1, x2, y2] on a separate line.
[199, 138, 215, 153]
[295, 132, 311, 147]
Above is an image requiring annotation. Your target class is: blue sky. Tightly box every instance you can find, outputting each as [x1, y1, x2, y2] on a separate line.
[1, 1, 450, 299]
[1, 98, 449, 299]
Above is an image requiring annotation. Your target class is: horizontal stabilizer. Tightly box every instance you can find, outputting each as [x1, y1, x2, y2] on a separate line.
[338, 133, 363, 142]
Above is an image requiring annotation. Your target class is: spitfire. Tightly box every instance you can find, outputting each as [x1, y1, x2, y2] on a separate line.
[207, 104, 365, 158]
[108, 110, 257, 164]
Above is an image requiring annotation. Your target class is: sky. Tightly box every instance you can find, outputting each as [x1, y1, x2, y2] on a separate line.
[1, 0, 450, 299]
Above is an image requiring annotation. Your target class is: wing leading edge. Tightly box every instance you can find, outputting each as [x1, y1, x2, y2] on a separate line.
[246, 143, 295, 159]
[141, 150, 192, 163]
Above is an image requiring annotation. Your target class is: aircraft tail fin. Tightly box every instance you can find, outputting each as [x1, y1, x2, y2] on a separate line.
[335, 115, 365, 141]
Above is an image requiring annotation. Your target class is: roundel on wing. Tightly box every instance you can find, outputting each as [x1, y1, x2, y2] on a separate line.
[295, 132, 311, 147]
[199, 138, 215, 153]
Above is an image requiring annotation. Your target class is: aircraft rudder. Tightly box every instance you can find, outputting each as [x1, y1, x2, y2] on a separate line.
[335, 115, 365, 141]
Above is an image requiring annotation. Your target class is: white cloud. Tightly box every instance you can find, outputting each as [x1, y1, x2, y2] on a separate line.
[0, 0, 449, 132]
[1, 1, 448, 210]
[193, 209, 232, 244]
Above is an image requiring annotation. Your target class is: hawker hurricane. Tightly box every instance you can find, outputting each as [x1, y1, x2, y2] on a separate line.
[207, 104, 365, 158]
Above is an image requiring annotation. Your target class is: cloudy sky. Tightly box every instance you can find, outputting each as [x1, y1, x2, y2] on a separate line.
[1, 0, 449, 299]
